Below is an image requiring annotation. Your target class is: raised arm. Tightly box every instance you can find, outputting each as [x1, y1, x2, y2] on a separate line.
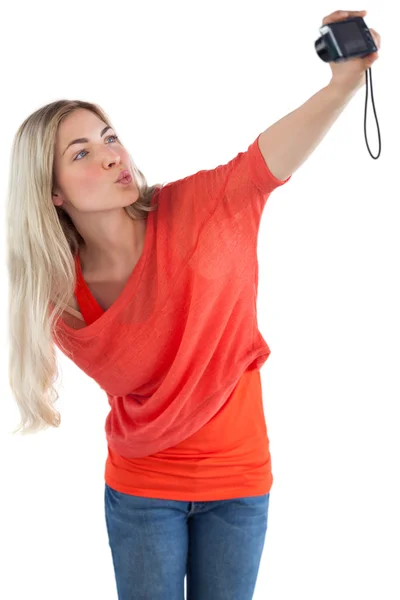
[258, 9, 380, 181]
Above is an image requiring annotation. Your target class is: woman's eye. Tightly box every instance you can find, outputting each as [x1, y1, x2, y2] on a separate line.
[74, 134, 119, 161]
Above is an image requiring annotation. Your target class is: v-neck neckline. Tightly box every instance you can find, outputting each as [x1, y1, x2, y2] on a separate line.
[58, 199, 157, 338]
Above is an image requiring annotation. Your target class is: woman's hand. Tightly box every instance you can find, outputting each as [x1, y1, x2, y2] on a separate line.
[323, 10, 381, 95]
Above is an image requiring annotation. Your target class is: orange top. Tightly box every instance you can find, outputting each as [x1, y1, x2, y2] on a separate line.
[105, 369, 273, 501]
[54, 134, 291, 500]
[75, 259, 275, 501]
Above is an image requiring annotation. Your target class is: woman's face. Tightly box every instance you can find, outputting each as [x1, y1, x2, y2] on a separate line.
[52, 108, 139, 214]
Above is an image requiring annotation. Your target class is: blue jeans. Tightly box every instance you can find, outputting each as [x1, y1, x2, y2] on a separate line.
[104, 483, 270, 600]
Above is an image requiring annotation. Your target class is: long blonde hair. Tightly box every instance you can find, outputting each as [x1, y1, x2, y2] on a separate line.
[6, 99, 161, 435]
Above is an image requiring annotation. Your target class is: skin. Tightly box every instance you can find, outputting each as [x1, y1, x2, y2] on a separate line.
[258, 10, 381, 182]
[52, 108, 146, 281]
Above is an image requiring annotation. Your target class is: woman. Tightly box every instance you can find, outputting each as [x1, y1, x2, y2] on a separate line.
[6, 10, 380, 600]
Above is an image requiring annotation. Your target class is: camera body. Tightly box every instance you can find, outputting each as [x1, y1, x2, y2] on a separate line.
[315, 16, 377, 63]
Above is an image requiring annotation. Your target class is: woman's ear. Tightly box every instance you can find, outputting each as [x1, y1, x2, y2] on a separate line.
[52, 189, 64, 207]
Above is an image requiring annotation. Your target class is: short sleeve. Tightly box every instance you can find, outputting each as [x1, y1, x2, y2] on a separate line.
[158, 133, 292, 258]
[191, 132, 291, 232]
[248, 133, 292, 193]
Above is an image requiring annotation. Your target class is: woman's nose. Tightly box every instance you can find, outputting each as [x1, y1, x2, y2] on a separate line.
[103, 149, 121, 167]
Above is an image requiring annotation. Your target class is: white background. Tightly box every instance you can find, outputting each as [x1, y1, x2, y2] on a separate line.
[0, 1, 398, 599]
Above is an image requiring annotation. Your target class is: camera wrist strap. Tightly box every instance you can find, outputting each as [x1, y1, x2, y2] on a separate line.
[364, 67, 381, 159]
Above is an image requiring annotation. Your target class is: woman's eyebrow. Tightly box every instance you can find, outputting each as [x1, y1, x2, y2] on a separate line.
[62, 125, 112, 155]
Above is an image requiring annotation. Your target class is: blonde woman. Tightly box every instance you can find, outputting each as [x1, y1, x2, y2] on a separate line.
[6, 10, 379, 600]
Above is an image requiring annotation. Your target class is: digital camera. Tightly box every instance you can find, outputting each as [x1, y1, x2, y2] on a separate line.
[315, 16, 377, 63]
